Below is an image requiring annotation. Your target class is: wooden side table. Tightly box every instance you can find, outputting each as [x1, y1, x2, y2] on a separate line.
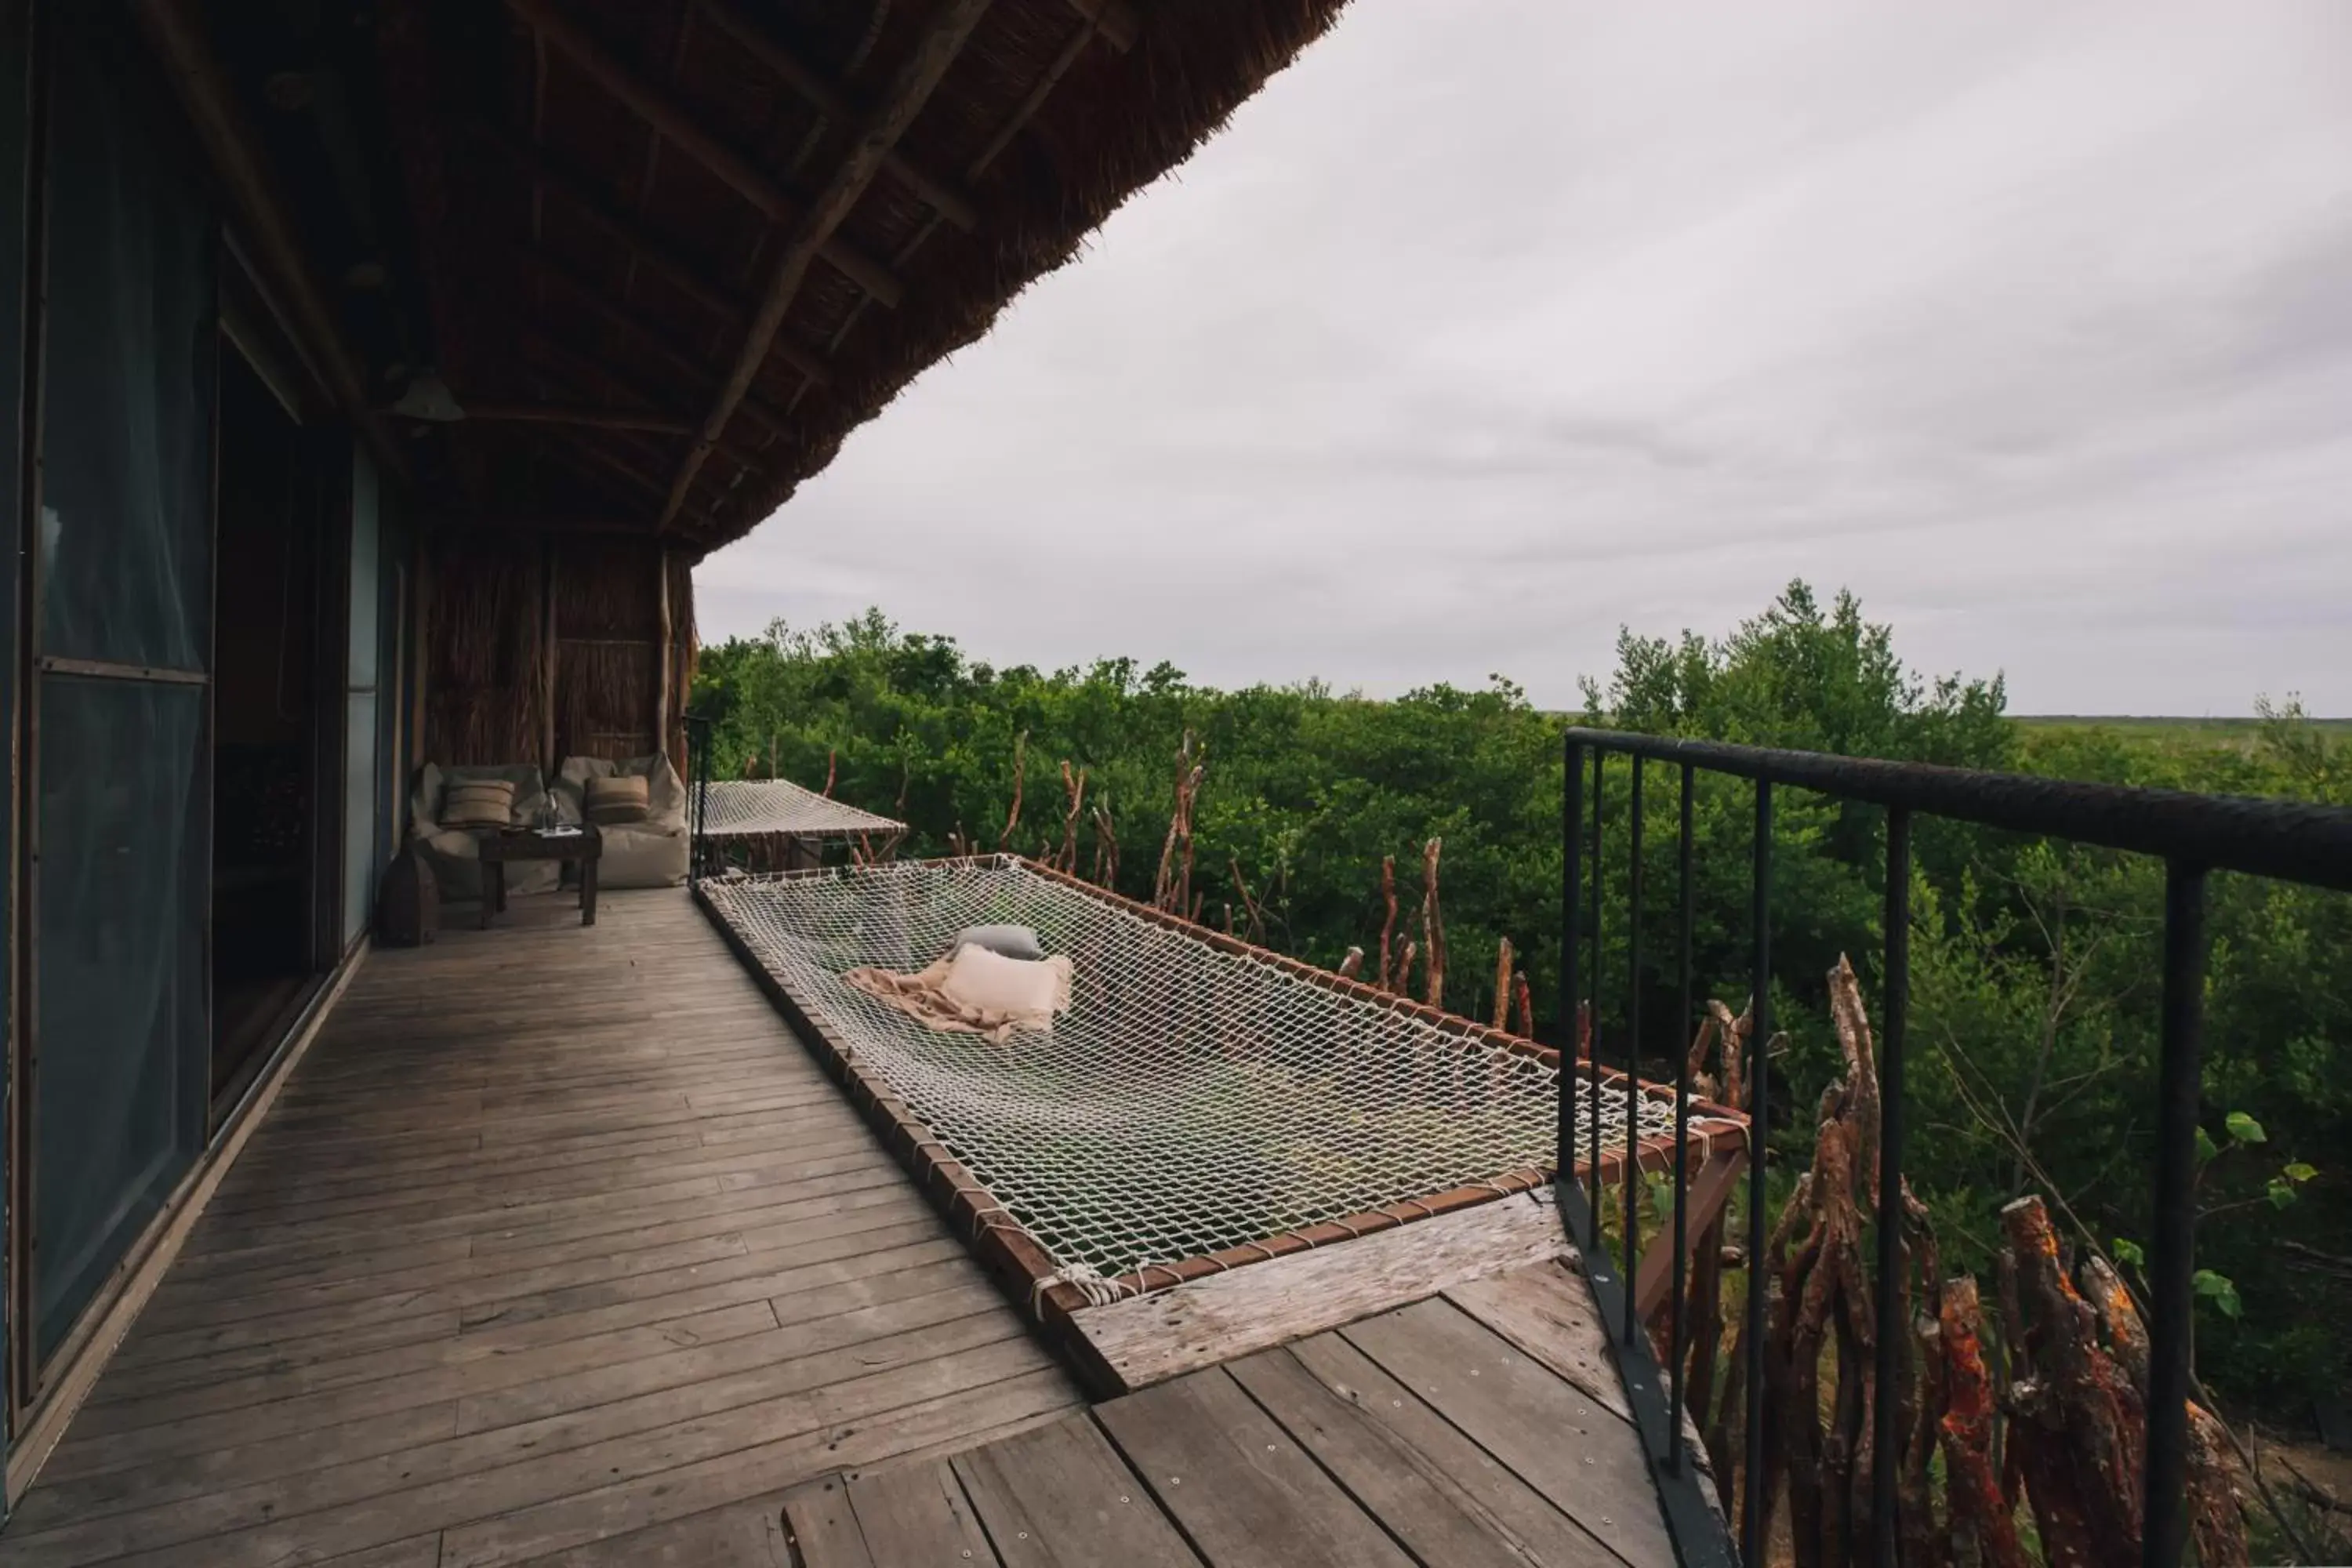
[480, 824, 602, 928]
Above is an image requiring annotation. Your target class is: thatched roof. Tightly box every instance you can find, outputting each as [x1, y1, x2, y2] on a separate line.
[353, 0, 1351, 557]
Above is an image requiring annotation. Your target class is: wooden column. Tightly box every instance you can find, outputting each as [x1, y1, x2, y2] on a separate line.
[539, 535, 557, 772]
[408, 527, 430, 786]
[655, 546, 673, 771]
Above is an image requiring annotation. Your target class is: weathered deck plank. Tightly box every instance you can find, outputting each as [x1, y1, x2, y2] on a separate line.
[1445, 1256, 1635, 1420]
[840, 1460, 996, 1565]
[9, 884, 1701, 1566]
[1232, 1342, 1624, 1568]
[1447, 1258, 1722, 1515]
[781, 1271, 1689, 1568]
[0, 890, 1083, 1567]
[952, 1414, 1202, 1567]
[1344, 1298, 1675, 1568]
[1067, 1188, 1573, 1394]
[782, 1476, 875, 1568]
[1097, 1369, 1418, 1568]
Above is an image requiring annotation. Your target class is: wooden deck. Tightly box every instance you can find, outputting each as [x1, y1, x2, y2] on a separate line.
[781, 1256, 1692, 1568]
[1, 890, 1084, 1566]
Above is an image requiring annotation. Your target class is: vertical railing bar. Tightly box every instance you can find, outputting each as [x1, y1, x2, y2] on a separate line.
[1556, 740, 1736, 1568]
[1624, 753, 1645, 1344]
[1741, 779, 1772, 1568]
[1562, 737, 1584, 1214]
[1669, 760, 1694, 1472]
[2143, 859, 2206, 1568]
[1871, 808, 1911, 1564]
[1589, 746, 1605, 1210]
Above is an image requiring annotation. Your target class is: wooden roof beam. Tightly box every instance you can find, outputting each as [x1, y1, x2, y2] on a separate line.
[553, 426, 673, 490]
[510, 243, 817, 419]
[536, 426, 710, 529]
[446, 514, 663, 539]
[454, 401, 692, 434]
[502, 0, 910, 303]
[967, 13, 1100, 180]
[1058, 0, 1138, 53]
[692, 0, 980, 231]
[473, 122, 780, 320]
[506, 326, 771, 471]
[663, 0, 994, 533]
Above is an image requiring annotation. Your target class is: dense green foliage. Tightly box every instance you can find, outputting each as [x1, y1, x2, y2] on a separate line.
[691, 586, 2346, 1417]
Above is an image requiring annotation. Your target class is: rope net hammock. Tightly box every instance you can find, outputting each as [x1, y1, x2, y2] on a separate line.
[695, 778, 906, 839]
[702, 857, 1744, 1301]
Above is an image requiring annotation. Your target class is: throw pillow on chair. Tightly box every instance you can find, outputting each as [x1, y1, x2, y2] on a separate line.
[586, 775, 652, 824]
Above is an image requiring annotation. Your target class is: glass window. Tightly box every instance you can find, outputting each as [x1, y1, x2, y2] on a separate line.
[33, 677, 209, 1356]
[38, 8, 216, 672]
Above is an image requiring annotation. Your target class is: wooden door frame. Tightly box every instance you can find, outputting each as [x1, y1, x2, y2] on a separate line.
[2, 0, 45, 1433]
[203, 322, 332, 1128]
[309, 419, 353, 975]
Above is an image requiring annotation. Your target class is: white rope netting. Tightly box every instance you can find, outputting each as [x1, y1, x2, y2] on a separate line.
[695, 779, 906, 839]
[703, 858, 1704, 1288]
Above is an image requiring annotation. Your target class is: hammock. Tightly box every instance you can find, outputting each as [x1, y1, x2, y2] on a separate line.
[702, 857, 1744, 1298]
[695, 777, 906, 840]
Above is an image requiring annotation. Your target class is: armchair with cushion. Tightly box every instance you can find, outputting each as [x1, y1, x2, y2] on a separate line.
[409, 762, 557, 902]
[552, 753, 689, 888]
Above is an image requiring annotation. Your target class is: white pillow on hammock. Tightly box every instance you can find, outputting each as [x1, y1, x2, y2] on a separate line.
[938, 944, 1071, 1022]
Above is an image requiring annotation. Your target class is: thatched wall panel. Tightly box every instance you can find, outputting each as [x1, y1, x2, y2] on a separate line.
[554, 538, 660, 639]
[556, 637, 657, 762]
[423, 532, 548, 768]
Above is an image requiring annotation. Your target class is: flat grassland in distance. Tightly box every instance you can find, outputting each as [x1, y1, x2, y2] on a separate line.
[2015, 714, 2352, 750]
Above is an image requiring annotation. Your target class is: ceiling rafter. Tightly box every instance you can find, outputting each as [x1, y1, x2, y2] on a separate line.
[457, 402, 693, 434]
[456, 515, 666, 539]
[1057, 0, 1138, 53]
[692, 0, 981, 230]
[507, 325, 771, 472]
[503, 0, 908, 308]
[538, 423, 685, 509]
[509, 241, 818, 419]
[527, 439, 656, 518]
[968, 14, 1100, 181]
[803, 7, 1110, 379]
[662, 0, 997, 532]
[470, 122, 781, 324]
[631, 4, 700, 254]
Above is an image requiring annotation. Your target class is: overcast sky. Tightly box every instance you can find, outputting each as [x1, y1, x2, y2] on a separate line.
[697, 2, 2352, 716]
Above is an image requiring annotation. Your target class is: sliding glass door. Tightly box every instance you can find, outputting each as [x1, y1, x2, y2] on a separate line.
[22, 5, 217, 1366]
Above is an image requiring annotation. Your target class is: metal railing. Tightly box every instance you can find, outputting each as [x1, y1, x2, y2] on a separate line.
[1556, 728, 2352, 1568]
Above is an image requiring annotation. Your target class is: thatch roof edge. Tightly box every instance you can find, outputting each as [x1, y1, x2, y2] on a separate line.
[705, 0, 1355, 557]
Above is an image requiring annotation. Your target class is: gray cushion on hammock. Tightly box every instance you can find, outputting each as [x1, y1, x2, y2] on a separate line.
[950, 924, 1045, 962]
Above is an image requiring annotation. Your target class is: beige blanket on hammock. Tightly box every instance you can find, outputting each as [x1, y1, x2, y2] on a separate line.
[840, 951, 1073, 1044]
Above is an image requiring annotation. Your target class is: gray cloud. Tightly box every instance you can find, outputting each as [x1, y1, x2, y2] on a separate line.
[699, 1, 2352, 715]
